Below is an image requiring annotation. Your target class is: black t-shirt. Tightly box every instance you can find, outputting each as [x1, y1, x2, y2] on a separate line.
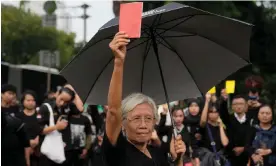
[1, 105, 20, 117]
[64, 115, 92, 150]
[200, 124, 224, 152]
[102, 131, 168, 166]
[38, 101, 61, 128]
[16, 111, 42, 139]
[38, 101, 64, 148]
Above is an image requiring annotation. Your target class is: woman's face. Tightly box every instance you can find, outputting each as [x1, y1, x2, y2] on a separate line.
[56, 91, 72, 108]
[189, 102, 200, 116]
[173, 109, 184, 127]
[23, 94, 36, 110]
[124, 103, 155, 144]
[258, 106, 273, 124]
[208, 107, 219, 122]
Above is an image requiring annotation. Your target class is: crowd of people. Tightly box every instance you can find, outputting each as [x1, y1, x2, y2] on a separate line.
[2, 32, 276, 166]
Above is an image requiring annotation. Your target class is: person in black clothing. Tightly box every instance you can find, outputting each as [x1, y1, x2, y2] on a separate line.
[61, 103, 93, 166]
[199, 93, 229, 166]
[247, 88, 263, 125]
[1, 84, 20, 116]
[17, 90, 42, 166]
[1, 84, 31, 166]
[91, 133, 105, 166]
[102, 32, 186, 166]
[158, 106, 200, 165]
[38, 87, 76, 166]
[219, 92, 252, 166]
[184, 99, 202, 144]
[246, 105, 276, 166]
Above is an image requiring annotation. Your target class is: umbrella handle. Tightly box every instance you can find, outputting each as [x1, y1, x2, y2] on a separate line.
[173, 128, 183, 162]
[173, 128, 178, 138]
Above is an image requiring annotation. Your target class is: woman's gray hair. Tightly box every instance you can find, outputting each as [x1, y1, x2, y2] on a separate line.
[122, 93, 158, 120]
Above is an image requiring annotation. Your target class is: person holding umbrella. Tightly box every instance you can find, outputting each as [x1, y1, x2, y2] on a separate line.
[102, 31, 186, 166]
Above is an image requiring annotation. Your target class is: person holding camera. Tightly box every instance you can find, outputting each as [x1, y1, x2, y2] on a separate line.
[38, 86, 77, 166]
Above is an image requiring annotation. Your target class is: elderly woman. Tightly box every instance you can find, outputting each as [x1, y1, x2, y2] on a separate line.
[102, 32, 186, 166]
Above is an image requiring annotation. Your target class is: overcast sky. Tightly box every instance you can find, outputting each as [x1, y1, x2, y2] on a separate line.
[2, 0, 115, 42]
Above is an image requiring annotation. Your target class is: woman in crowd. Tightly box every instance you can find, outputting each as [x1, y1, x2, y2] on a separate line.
[17, 90, 41, 166]
[102, 31, 186, 166]
[184, 99, 202, 144]
[246, 105, 276, 166]
[199, 93, 230, 166]
[38, 86, 76, 166]
[158, 105, 200, 165]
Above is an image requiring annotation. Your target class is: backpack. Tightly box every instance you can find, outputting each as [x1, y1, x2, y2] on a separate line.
[252, 125, 276, 165]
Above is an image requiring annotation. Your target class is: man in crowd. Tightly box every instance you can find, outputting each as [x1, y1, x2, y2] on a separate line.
[2, 84, 31, 166]
[1, 84, 20, 116]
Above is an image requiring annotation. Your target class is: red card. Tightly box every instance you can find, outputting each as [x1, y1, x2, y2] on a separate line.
[119, 2, 143, 38]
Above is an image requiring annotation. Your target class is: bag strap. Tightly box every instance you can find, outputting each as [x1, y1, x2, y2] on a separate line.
[43, 103, 55, 127]
[206, 124, 220, 161]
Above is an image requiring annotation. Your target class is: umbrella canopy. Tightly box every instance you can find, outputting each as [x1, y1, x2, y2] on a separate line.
[61, 2, 252, 105]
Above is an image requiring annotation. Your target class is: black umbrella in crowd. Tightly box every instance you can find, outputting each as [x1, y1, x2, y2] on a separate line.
[60, 2, 252, 106]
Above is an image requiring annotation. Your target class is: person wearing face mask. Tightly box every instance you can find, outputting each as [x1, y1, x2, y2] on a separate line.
[38, 86, 76, 166]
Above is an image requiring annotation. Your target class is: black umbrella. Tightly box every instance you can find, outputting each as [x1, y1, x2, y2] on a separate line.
[61, 2, 252, 106]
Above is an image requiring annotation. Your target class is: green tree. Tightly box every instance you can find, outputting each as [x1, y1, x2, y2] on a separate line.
[1, 4, 75, 68]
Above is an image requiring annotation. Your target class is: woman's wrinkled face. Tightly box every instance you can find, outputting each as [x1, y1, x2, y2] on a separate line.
[189, 102, 200, 116]
[258, 106, 273, 124]
[208, 107, 219, 122]
[173, 109, 184, 127]
[124, 103, 155, 144]
[56, 91, 72, 108]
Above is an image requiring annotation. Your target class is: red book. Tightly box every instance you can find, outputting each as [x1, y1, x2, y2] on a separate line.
[119, 2, 143, 38]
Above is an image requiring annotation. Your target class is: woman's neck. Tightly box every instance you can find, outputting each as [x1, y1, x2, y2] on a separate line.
[24, 109, 35, 116]
[260, 123, 272, 130]
[208, 120, 217, 126]
[127, 139, 147, 152]
[176, 124, 184, 130]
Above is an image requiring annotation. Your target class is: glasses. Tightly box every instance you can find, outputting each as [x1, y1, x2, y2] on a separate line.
[127, 116, 154, 125]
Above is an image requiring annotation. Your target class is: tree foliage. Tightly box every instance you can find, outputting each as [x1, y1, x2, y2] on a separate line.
[1, 4, 75, 68]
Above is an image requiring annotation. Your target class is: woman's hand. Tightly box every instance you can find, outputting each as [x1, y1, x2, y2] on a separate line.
[170, 135, 186, 162]
[256, 149, 272, 156]
[109, 31, 130, 63]
[251, 154, 263, 164]
[205, 93, 211, 102]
